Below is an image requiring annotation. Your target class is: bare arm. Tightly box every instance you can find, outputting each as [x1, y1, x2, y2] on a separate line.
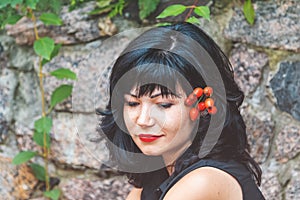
[126, 188, 142, 200]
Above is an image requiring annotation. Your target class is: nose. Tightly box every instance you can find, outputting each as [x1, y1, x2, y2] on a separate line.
[136, 104, 155, 127]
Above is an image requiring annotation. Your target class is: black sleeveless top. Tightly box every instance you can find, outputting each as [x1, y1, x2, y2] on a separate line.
[141, 159, 265, 200]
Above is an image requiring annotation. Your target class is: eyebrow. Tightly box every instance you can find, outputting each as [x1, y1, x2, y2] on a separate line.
[128, 93, 162, 99]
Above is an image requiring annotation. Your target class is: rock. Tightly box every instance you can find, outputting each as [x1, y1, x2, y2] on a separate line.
[275, 125, 300, 162]
[0, 68, 18, 143]
[261, 163, 283, 200]
[224, 1, 300, 52]
[5, 2, 117, 45]
[269, 61, 300, 121]
[285, 170, 300, 200]
[0, 156, 38, 200]
[241, 106, 275, 164]
[50, 112, 106, 169]
[229, 44, 268, 96]
[60, 176, 132, 200]
[13, 72, 41, 127]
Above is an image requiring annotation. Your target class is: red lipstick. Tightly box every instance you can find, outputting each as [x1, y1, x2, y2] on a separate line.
[138, 134, 162, 142]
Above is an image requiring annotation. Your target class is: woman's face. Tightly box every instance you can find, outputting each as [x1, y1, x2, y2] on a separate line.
[123, 84, 196, 164]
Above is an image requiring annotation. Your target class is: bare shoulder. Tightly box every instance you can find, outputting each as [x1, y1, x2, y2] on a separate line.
[163, 166, 243, 200]
[126, 187, 142, 200]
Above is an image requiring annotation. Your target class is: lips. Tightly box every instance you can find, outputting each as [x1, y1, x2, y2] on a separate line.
[138, 134, 162, 142]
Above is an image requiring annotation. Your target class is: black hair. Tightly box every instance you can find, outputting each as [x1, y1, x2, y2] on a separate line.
[98, 22, 261, 188]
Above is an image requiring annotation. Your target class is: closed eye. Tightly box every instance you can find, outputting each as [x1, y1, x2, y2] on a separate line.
[125, 101, 140, 107]
[158, 103, 173, 109]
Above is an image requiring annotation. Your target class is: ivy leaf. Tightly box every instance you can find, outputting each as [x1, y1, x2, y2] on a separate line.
[34, 37, 55, 60]
[25, 0, 40, 9]
[138, 0, 160, 20]
[156, 22, 172, 27]
[194, 6, 210, 20]
[156, 4, 186, 19]
[50, 68, 77, 80]
[12, 151, 37, 165]
[10, 0, 24, 7]
[243, 0, 255, 25]
[33, 130, 51, 148]
[30, 163, 46, 181]
[186, 16, 200, 24]
[44, 189, 61, 200]
[97, 0, 112, 8]
[4, 14, 22, 25]
[50, 84, 73, 107]
[39, 13, 62, 26]
[34, 116, 53, 134]
[41, 43, 62, 66]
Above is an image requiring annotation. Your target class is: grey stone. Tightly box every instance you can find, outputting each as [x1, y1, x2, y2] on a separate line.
[13, 72, 41, 127]
[5, 2, 117, 45]
[261, 164, 283, 200]
[8, 46, 35, 71]
[60, 176, 132, 200]
[224, 1, 300, 52]
[0, 68, 18, 143]
[229, 44, 268, 96]
[275, 125, 300, 162]
[241, 106, 275, 164]
[50, 112, 107, 169]
[285, 170, 300, 200]
[270, 61, 300, 121]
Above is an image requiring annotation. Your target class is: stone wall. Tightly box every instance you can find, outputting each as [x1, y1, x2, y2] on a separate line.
[0, 0, 299, 199]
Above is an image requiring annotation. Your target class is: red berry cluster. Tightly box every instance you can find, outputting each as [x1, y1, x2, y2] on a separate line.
[184, 87, 217, 121]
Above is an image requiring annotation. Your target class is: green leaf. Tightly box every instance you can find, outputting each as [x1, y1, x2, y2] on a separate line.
[186, 16, 200, 24]
[89, 6, 112, 15]
[138, 0, 160, 20]
[0, 1, 10, 9]
[29, 163, 46, 181]
[156, 4, 186, 19]
[12, 151, 37, 165]
[194, 6, 210, 20]
[10, 0, 23, 7]
[33, 130, 51, 148]
[25, 0, 39, 9]
[4, 14, 22, 25]
[156, 22, 172, 27]
[50, 84, 73, 107]
[50, 43, 61, 59]
[41, 43, 61, 66]
[34, 116, 53, 134]
[39, 13, 62, 26]
[34, 37, 55, 60]
[243, 0, 255, 25]
[44, 189, 61, 200]
[50, 68, 77, 80]
[97, 0, 112, 8]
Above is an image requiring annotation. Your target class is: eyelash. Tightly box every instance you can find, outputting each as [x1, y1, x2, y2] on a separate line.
[124, 101, 173, 109]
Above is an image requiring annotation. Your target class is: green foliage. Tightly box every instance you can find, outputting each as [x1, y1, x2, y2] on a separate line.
[34, 37, 55, 60]
[44, 189, 61, 200]
[34, 116, 53, 134]
[243, 0, 255, 25]
[194, 6, 210, 20]
[30, 163, 46, 181]
[33, 130, 51, 148]
[12, 151, 37, 165]
[25, 0, 40, 9]
[156, 4, 186, 19]
[50, 84, 73, 107]
[39, 13, 63, 25]
[50, 68, 77, 80]
[138, 0, 160, 20]
[186, 16, 200, 24]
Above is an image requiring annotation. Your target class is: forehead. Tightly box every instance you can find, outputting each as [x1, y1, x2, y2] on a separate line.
[129, 83, 185, 97]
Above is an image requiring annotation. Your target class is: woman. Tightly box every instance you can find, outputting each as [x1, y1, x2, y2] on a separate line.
[99, 22, 265, 200]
